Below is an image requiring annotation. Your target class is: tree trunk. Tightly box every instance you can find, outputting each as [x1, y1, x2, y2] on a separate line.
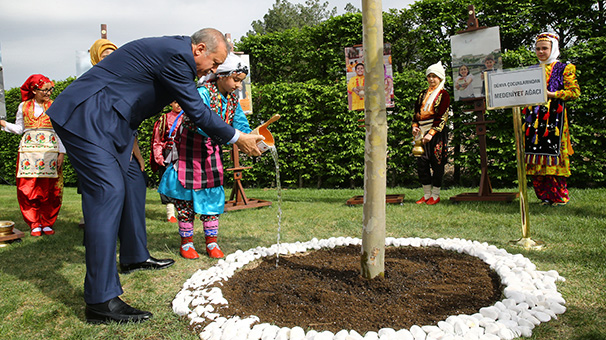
[360, 0, 386, 280]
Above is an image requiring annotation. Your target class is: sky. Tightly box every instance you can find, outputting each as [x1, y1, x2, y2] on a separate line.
[0, 0, 416, 90]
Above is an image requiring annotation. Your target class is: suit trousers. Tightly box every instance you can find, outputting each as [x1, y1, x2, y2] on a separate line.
[52, 124, 149, 304]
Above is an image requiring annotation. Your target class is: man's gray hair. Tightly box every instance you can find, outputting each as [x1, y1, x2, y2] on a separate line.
[191, 28, 230, 53]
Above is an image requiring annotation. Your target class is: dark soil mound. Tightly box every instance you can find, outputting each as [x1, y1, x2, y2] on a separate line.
[211, 245, 503, 334]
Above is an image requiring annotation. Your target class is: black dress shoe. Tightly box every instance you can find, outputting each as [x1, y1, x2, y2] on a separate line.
[86, 297, 152, 324]
[120, 256, 175, 274]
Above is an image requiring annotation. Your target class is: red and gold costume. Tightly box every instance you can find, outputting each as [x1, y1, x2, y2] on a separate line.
[1, 75, 64, 231]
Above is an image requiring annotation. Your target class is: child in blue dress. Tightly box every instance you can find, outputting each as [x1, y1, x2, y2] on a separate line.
[158, 53, 251, 259]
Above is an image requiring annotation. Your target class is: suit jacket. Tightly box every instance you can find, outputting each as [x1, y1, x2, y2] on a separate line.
[47, 35, 235, 171]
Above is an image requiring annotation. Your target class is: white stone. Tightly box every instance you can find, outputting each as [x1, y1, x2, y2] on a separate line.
[497, 311, 511, 321]
[261, 325, 280, 339]
[362, 331, 378, 340]
[410, 325, 426, 340]
[501, 299, 516, 309]
[453, 321, 469, 336]
[334, 330, 349, 340]
[465, 327, 484, 339]
[421, 326, 440, 334]
[437, 321, 454, 334]
[518, 311, 541, 326]
[426, 330, 445, 340]
[483, 323, 500, 335]
[290, 327, 305, 340]
[519, 326, 533, 337]
[479, 307, 499, 320]
[503, 290, 525, 304]
[220, 326, 237, 340]
[497, 328, 516, 340]
[493, 301, 507, 311]
[275, 327, 290, 340]
[533, 310, 552, 322]
[247, 328, 263, 340]
[549, 302, 566, 315]
[305, 330, 318, 339]
[315, 331, 335, 340]
[461, 315, 479, 328]
[516, 316, 535, 329]
[394, 329, 414, 340]
[378, 328, 396, 338]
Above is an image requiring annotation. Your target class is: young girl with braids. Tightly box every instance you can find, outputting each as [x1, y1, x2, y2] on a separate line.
[523, 32, 580, 206]
[158, 53, 251, 259]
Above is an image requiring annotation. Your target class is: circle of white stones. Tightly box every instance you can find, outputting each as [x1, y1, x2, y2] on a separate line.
[172, 237, 566, 340]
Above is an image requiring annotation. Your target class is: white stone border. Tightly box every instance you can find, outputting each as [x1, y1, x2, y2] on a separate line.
[172, 237, 566, 340]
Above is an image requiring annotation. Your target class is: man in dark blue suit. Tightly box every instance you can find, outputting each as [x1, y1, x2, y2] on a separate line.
[47, 28, 263, 324]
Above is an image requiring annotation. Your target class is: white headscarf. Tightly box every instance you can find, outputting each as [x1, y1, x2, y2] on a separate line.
[424, 61, 446, 111]
[199, 53, 249, 84]
[536, 32, 560, 65]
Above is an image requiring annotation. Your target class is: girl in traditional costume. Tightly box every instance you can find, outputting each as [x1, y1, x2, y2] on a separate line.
[0, 75, 65, 236]
[523, 32, 580, 206]
[158, 53, 252, 259]
[412, 62, 450, 205]
[150, 101, 184, 223]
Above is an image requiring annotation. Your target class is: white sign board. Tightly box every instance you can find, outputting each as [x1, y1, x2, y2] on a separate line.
[486, 66, 547, 109]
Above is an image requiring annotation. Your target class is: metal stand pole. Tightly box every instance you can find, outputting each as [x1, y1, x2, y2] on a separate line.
[510, 106, 544, 250]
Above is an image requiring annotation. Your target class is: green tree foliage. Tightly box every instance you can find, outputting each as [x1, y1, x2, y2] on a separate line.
[476, 0, 604, 49]
[248, 0, 337, 36]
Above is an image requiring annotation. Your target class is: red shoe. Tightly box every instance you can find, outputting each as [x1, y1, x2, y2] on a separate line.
[426, 197, 440, 205]
[416, 197, 428, 204]
[42, 227, 55, 235]
[30, 227, 42, 237]
[168, 216, 178, 223]
[180, 242, 199, 259]
[206, 243, 224, 259]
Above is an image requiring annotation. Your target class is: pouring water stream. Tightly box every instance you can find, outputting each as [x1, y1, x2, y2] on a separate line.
[268, 145, 282, 267]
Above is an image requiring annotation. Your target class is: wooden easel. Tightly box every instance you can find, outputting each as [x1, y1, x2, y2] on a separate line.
[449, 5, 518, 202]
[224, 145, 272, 211]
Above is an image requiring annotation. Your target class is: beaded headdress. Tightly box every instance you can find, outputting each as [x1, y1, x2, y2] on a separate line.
[536, 32, 559, 42]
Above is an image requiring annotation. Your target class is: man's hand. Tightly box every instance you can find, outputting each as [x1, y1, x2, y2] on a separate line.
[235, 132, 264, 157]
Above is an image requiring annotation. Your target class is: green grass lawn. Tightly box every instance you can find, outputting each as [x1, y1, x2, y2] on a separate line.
[0, 184, 604, 339]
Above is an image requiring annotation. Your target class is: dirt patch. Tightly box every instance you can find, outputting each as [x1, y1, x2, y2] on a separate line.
[209, 245, 503, 334]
